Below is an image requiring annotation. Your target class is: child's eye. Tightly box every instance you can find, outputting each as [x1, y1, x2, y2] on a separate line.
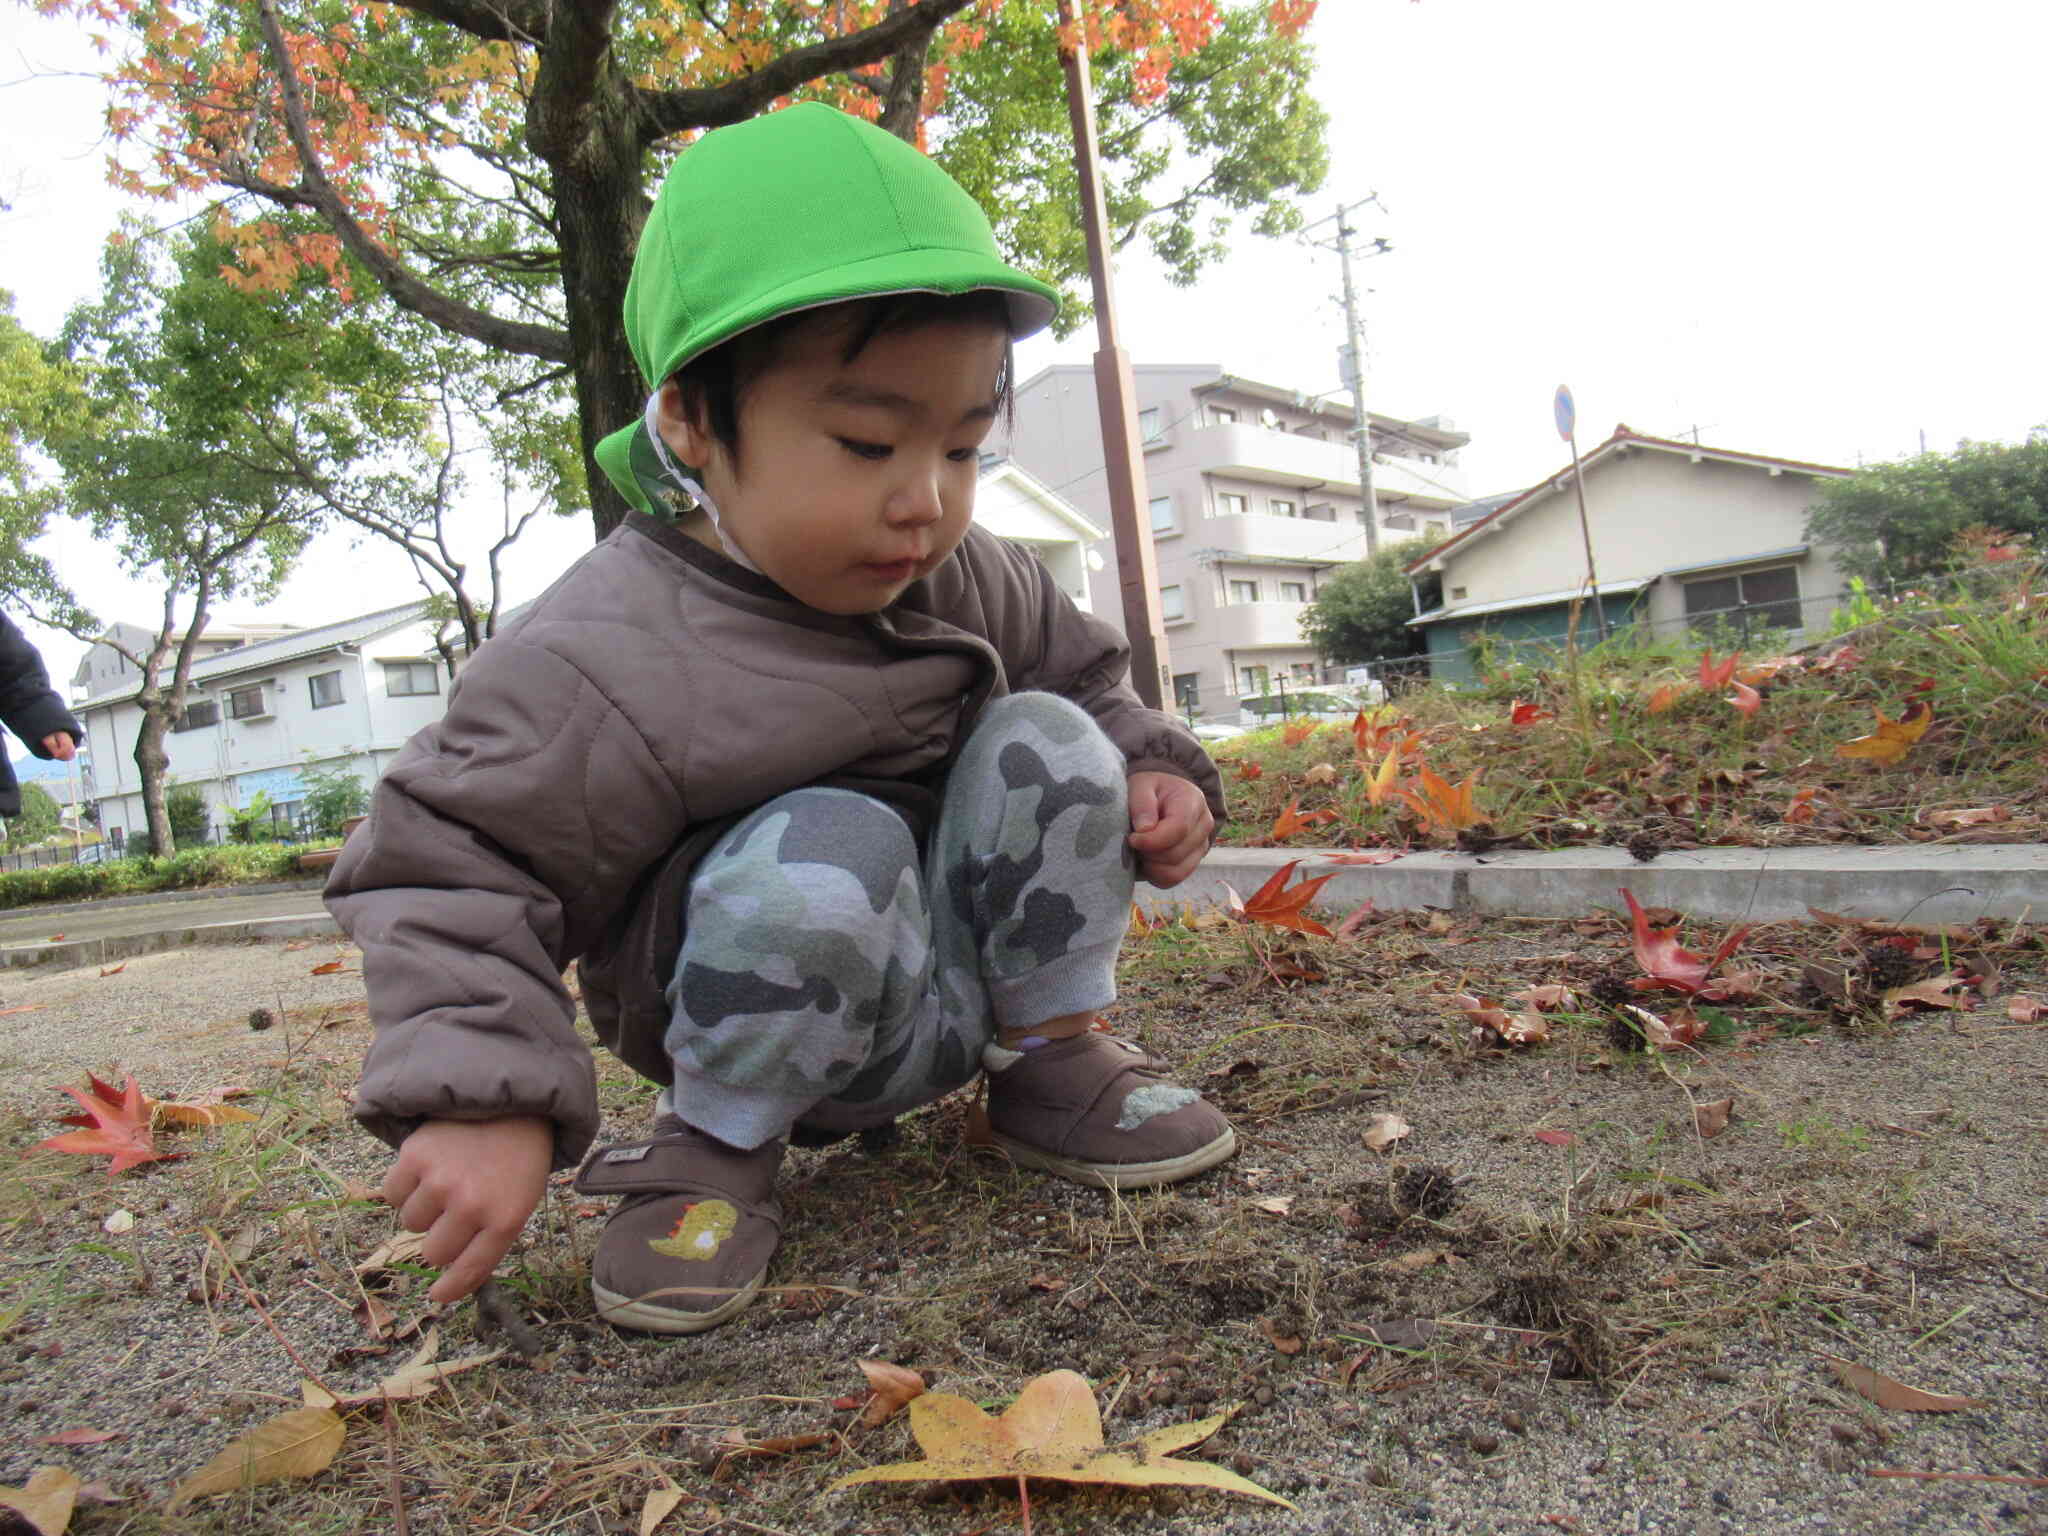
[838, 438, 892, 461]
[946, 447, 978, 463]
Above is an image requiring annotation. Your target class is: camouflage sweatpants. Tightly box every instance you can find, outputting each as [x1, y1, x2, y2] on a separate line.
[659, 692, 1134, 1150]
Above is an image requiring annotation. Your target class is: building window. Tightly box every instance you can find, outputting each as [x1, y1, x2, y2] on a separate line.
[1450, 586, 1468, 601]
[1683, 565, 1802, 632]
[1158, 584, 1187, 621]
[1173, 672, 1201, 711]
[1138, 406, 1165, 443]
[171, 699, 219, 733]
[1305, 502, 1338, 522]
[1289, 661, 1317, 682]
[1148, 495, 1176, 534]
[269, 797, 304, 830]
[1228, 579, 1261, 604]
[1210, 405, 1237, 425]
[226, 684, 269, 720]
[309, 669, 345, 709]
[1269, 497, 1298, 518]
[385, 661, 439, 697]
[1238, 664, 1270, 697]
[1217, 491, 1249, 517]
[1279, 580, 1308, 603]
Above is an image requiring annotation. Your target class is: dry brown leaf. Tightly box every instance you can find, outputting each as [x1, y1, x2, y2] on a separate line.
[1531, 1129, 1575, 1148]
[638, 1481, 687, 1536]
[1515, 984, 1577, 1011]
[97, 963, 125, 978]
[1302, 761, 1339, 785]
[1257, 1316, 1304, 1354]
[1694, 1098, 1735, 1139]
[1253, 1196, 1294, 1217]
[2006, 996, 2045, 1023]
[355, 1230, 430, 1275]
[0, 1466, 81, 1536]
[303, 1327, 504, 1409]
[167, 1407, 346, 1509]
[35, 1429, 120, 1447]
[1882, 976, 1977, 1017]
[830, 1368, 1294, 1514]
[1360, 1112, 1412, 1152]
[856, 1359, 927, 1428]
[1822, 1354, 1987, 1413]
[1920, 805, 2009, 830]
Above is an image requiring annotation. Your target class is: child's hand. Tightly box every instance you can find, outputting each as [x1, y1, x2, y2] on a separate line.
[383, 1116, 554, 1305]
[1127, 771, 1214, 889]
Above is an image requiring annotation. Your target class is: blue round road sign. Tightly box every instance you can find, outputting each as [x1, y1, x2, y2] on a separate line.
[1553, 384, 1575, 441]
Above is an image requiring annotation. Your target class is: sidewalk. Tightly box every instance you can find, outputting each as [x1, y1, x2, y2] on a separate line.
[4, 842, 2044, 975]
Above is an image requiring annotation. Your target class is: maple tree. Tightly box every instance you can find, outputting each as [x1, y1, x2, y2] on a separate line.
[46, 0, 1329, 538]
[832, 1367, 1291, 1531]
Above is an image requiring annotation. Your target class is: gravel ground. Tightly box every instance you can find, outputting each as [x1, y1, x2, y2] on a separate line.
[1, 923, 2045, 1535]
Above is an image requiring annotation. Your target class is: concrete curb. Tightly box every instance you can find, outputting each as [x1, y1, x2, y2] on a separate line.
[0, 912, 342, 973]
[1139, 844, 2048, 926]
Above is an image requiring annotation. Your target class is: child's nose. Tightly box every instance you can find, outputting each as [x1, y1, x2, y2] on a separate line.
[885, 465, 946, 527]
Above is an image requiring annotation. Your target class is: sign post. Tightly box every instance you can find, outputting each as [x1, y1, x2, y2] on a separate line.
[1554, 385, 1609, 643]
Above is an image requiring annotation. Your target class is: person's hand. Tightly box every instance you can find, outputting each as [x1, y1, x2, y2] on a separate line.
[383, 1116, 554, 1305]
[41, 732, 75, 762]
[1126, 770, 1215, 889]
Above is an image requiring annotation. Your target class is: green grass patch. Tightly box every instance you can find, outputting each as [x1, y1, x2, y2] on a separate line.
[0, 840, 335, 908]
[1212, 562, 2048, 851]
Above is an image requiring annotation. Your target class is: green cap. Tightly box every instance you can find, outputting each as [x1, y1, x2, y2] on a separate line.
[596, 103, 1059, 515]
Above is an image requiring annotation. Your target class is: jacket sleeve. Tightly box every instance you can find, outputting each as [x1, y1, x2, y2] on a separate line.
[980, 534, 1225, 824]
[324, 629, 690, 1169]
[0, 613, 82, 753]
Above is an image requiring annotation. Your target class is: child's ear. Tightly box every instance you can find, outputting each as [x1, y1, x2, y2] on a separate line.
[653, 378, 716, 470]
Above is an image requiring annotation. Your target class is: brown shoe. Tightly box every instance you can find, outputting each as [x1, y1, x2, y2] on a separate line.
[984, 1033, 1237, 1190]
[573, 1118, 784, 1334]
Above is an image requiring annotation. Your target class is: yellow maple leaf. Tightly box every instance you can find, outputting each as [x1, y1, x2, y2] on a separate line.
[832, 1368, 1293, 1522]
[1836, 701, 1933, 765]
[1366, 744, 1401, 807]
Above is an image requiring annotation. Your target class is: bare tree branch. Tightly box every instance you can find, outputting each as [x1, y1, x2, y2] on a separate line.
[249, 0, 572, 364]
[633, 0, 975, 143]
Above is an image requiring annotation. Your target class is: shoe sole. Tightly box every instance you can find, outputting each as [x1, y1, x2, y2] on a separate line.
[590, 1268, 765, 1335]
[990, 1124, 1238, 1190]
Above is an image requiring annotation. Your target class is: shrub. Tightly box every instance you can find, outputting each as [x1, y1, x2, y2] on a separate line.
[301, 761, 369, 837]
[0, 841, 309, 909]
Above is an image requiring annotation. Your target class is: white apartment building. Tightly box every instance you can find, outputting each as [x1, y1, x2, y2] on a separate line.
[1004, 365, 1469, 718]
[72, 602, 449, 848]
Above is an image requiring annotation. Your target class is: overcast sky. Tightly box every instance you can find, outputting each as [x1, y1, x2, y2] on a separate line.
[3, 0, 2044, 694]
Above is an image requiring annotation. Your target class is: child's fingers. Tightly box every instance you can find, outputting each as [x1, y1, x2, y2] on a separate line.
[426, 1228, 507, 1306]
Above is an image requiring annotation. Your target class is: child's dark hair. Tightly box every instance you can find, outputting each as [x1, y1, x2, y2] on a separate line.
[672, 290, 1016, 457]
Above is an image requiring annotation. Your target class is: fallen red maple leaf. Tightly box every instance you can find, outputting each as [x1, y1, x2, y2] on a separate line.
[1234, 760, 1264, 781]
[1270, 797, 1339, 842]
[33, 1074, 173, 1175]
[1281, 720, 1317, 746]
[1725, 680, 1761, 718]
[1619, 889, 1751, 996]
[1231, 860, 1337, 938]
[1697, 648, 1740, 690]
[1509, 700, 1554, 727]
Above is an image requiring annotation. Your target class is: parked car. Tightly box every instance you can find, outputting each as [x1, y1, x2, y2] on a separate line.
[1234, 683, 1384, 729]
[73, 843, 129, 865]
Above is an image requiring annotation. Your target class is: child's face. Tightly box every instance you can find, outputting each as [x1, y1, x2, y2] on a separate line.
[656, 312, 1007, 615]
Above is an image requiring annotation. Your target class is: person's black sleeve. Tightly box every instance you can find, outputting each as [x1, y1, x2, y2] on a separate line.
[0, 613, 83, 754]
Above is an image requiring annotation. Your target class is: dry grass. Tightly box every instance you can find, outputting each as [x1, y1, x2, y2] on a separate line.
[1, 912, 2044, 1533]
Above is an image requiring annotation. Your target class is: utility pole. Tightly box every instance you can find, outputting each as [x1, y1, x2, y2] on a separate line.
[1055, 0, 1169, 709]
[1304, 197, 1391, 555]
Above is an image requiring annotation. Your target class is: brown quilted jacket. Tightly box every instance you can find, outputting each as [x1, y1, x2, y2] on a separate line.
[325, 512, 1223, 1168]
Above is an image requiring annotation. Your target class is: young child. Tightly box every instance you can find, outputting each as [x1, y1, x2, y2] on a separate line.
[327, 102, 1235, 1335]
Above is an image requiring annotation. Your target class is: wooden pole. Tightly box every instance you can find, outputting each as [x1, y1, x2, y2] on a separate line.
[1056, 0, 1169, 709]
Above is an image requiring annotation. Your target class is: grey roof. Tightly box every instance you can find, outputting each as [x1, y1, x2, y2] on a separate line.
[1449, 491, 1519, 529]
[73, 600, 434, 712]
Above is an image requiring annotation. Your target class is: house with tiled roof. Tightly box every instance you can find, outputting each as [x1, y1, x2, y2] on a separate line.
[72, 601, 448, 847]
[1403, 426, 1852, 683]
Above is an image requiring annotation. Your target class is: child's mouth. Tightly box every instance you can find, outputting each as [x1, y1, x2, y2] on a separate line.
[862, 558, 918, 582]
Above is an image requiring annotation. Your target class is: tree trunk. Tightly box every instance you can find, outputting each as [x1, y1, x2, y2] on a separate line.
[550, 93, 653, 545]
[133, 704, 174, 856]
